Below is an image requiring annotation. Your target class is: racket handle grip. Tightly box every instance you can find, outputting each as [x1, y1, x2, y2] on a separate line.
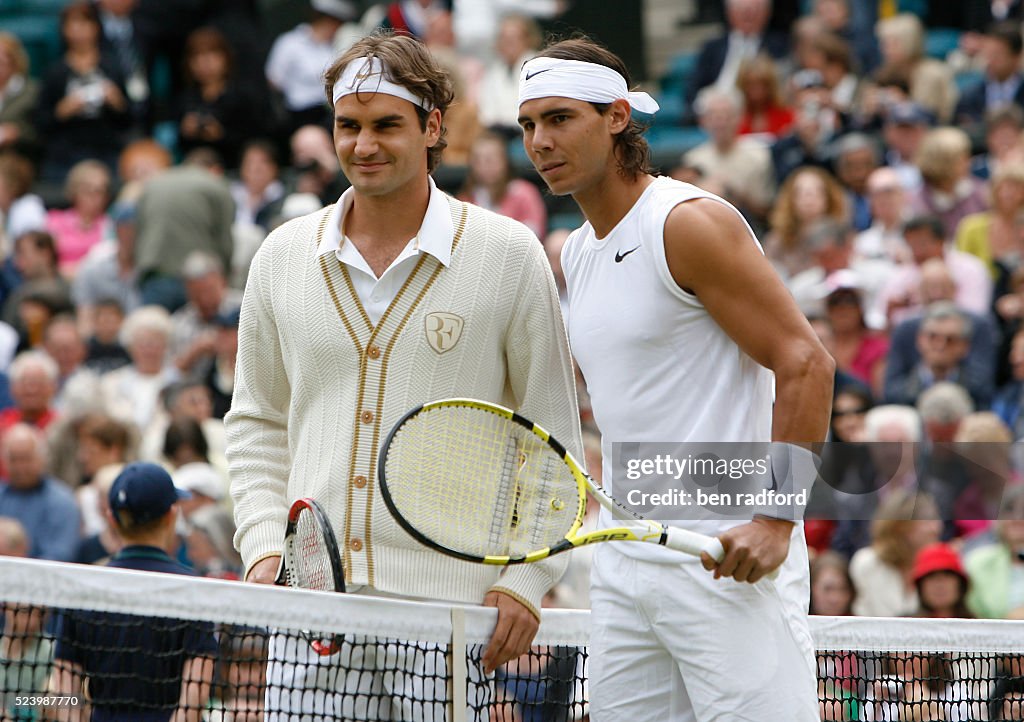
[663, 526, 725, 560]
[664, 527, 779, 581]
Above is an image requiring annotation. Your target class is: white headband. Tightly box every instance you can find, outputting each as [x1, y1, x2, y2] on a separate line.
[332, 56, 432, 110]
[518, 57, 660, 115]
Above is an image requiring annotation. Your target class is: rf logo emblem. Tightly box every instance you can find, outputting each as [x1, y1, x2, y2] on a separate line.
[424, 312, 464, 354]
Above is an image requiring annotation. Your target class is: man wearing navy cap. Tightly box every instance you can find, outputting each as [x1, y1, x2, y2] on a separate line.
[48, 463, 217, 721]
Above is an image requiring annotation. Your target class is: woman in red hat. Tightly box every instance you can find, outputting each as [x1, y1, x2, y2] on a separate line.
[913, 542, 973, 619]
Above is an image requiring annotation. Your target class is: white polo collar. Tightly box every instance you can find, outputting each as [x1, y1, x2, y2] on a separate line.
[316, 177, 454, 267]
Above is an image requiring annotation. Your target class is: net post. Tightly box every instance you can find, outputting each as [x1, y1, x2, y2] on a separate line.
[449, 606, 468, 722]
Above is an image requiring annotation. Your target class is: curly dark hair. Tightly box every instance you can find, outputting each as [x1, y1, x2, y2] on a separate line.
[533, 37, 654, 181]
[323, 32, 454, 173]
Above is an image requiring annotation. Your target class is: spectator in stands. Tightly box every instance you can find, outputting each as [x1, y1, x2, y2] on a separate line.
[952, 412, 1016, 540]
[0, 152, 46, 251]
[72, 202, 140, 338]
[101, 305, 179, 432]
[75, 413, 132, 492]
[966, 485, 1024, 618]
[95, 0, 149, 135]
[850, 489, 942, 617]
[478, 14, 542, 138]
[0, 351, 59, 438]
[917, 544, 970, 618]
[230, 140, 285, 232]
[885, 301, 994, 407]
[375, 0, 451, 40]
[266, 0, 357, 138]
[177, 27, 264, 169]
[955, 22, 1024, 139]
[194, 308, 236, 421]
[423, 13, 482, 169]
[956, 162, 1024, 279]
[134, 149, 234, 312]
[802, 32, 864, 120]
[971, 105, 1024, 180]
[48, 462, 217, 716]
[810, 550, 855, 615]
[874, 13, 958, 124]
[0, 424, 79, 561]
[855, 167, 912, 264]
[458, 131, 546, 238]
[684, 86, 774, 226]
[881, 101, 931, 192]
[765, 166, 848, 278]
[824, 277, 889, 396]
[142, 379, 226, 480]
[0, 33, 39, 154]
[0, 597, 53, 717]
[770, 91, 841, 187]
[288, 124, 345, 206]
[885, 260, 998, 394]
[0, 516, 28, 557]
[82, 298, 131, 375]
[168, 252, 241, 378]
[34, 1, 130, 182]
[162, 417, 211, 472]
[43, 314, 92, 405]
[993, 328, 1024, 436]
[910, 127, 989, 241]
[830, 383, 872, 442]
[875, 215, 992, 326]
[2, 231, 72, 347]
[833, 133, 880, 233]
[46, 159, 112, 278]
[685, 0, 789, 123]
[114, 137, 173, 201]
[811, 0, 878, 75]
[735, 54, 794, 139]
[74, 462, 124, 564]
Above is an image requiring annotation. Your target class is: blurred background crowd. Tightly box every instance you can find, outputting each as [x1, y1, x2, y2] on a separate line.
[0, 0, 1024, 650]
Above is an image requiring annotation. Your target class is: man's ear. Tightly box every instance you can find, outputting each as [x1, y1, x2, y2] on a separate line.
[607, 98, 632, 134]
[425, 108, 443, 148]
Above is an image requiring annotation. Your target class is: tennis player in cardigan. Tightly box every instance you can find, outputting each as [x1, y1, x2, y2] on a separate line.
[517, 39, 833, 720]
[226, 32, 580, 719]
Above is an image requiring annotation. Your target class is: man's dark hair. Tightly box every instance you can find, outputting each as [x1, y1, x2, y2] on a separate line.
[533, 37, 654, 181]
[988, 21, 1023, 56]
[902, 214, 946, 241]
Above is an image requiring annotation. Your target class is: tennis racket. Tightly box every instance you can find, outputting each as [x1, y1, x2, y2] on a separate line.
[275, 498, 346, 655]
[377, 398, 727, 566]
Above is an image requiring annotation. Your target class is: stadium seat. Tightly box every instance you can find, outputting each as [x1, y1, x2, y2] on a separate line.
[924, 27, 961, 60]
[2, 15, 62, 79]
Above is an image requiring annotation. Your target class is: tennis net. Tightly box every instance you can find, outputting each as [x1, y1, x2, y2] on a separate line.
[2, 557, 1024, 721]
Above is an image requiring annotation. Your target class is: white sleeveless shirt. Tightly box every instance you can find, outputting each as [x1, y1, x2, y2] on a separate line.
[562, 177, 776, 554]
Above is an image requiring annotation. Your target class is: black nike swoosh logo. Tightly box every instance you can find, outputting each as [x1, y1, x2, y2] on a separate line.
[615, 246, 640, 262]
[525, 68, 553, 81]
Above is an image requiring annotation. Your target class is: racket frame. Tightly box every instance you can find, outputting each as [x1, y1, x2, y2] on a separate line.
[378, 398, 726, 566]
[275, 497, 346, 655]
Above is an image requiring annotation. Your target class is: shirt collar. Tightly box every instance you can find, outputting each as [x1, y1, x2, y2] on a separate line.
[316, 176, 454, 267]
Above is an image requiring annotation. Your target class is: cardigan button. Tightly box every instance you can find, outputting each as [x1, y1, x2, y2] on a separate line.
[353, 475, 367, 489]
[367, 344, 381, 359]
[361, 410, 374, 424]
[350, 538, 363, 552]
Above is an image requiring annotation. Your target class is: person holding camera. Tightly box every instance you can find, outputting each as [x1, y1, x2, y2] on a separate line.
[34, 1, 131, 183]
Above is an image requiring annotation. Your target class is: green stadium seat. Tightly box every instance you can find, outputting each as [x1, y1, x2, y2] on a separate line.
[925, 27, 960, 60]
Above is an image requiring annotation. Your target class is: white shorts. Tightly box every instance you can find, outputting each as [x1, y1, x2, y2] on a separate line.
[588, 530, 818, 722]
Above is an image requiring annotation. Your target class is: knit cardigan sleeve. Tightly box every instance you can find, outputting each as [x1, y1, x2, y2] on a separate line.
[227, 225, 295, 575]
[488, 224, 582, 614]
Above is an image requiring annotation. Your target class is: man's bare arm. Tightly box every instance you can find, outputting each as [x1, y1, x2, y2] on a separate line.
[664, 198, 834, 582]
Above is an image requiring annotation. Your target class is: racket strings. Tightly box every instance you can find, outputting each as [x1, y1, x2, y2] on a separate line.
[288, 510, 335, 591]
[384, 405, 580, 559]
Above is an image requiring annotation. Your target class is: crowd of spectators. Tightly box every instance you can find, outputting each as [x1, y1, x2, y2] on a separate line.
[1, 0, 1024, 669]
